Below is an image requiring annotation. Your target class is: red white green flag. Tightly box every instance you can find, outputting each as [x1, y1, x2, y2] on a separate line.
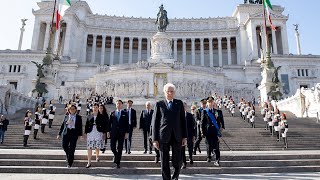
[56, 0, 71, 30]
[263, 0, 276, 31]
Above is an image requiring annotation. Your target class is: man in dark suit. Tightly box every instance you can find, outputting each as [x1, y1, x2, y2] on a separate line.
[124, 100, 137, 154]
[181, 102, 196, 169]
[57, 104, 83, 168]
[152, 83, 187, 180]
[108, 99, 129, 169]
[201, 97, 225, 166]
[193, 99, 206, 155]
[139, 101, 154, 154]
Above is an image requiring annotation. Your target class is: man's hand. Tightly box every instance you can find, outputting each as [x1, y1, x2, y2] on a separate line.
[107, 132, 110, 139]
[125, 133, 129, 139]
[153, 141, 159, 150]
[56, 135, 60, 140]
[182, 138, 187, 146]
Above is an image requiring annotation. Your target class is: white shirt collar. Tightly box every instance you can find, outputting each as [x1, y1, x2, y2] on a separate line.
[166, 99, 173, 104]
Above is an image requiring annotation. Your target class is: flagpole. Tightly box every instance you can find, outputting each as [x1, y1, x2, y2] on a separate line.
[262, 0, 271, 68]
[47, 0, 57, 55]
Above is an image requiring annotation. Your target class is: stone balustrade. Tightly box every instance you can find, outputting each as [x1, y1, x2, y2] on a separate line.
[277, 84, 320, 118]
[0, 84, 37, 115]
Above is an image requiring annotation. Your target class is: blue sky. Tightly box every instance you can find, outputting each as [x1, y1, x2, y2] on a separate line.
[0, 0, 319, 55]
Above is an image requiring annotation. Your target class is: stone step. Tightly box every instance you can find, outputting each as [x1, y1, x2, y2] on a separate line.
[1, 165, 320, 174]
[1, 159, 320, 168]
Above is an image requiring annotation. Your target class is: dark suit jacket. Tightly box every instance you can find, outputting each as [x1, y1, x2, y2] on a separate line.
[85, 114, 107, 134]
[109, 110, 129, 137]
[126, 108, 137, 128]
[0, 118, 9, 131]
[58, 114, 83, 137]
[185, 112, 196, 138]
[139, 109, 154, 131]
[201, 108, 225, 138]
[152, 99, 187, 144]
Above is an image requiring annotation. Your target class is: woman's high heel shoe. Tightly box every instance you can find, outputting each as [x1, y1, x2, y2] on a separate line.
[86, 163, 91, 168]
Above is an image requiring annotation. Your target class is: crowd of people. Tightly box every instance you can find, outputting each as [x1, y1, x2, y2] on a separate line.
[13, 84, 292, 179]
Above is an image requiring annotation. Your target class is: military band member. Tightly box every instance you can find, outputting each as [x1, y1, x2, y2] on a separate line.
[125, 100, 137, 154]
[108, 99, 129, 169]
[41, 102, 49, 133]
[139, 101, 154, 154]
[48, 100, 56, 128]
[181, 102, 196, 169]
[23, 110, 33, 147]
[201, 97, 225, 166]
[193, 99, 206, 155]
[280, 113, 289, 148]
[34, 106, 42, 139]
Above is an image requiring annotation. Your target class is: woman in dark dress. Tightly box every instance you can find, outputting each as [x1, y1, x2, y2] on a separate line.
[99, 104, 109, 153]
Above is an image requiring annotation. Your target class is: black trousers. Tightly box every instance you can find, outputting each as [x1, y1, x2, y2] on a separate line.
[160, 136, 182, 180]
[110, 131, 125, 165]
[205, 136, 220, 161]
[143, 130, 152, 152]
[182, 137, 194, 163]
[125, 126, 133, 152]
[62, 129, 78, 167]
[41, 124, 46, 133]
[194, 134, 202, 152]
[48, 119, 53, 128]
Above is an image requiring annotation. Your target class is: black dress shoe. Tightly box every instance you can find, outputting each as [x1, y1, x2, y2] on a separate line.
[143, 151, 147, 154]
[149, 151, 152, 154]
[114, 164, 120, 169]
[128, 151, 131, 154]
[189, 159, 194, 165]
[155, 157, 159, 163]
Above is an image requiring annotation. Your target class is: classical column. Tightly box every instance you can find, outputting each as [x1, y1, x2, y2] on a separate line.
[271, 29, 278, 54]
[18, 26, 25, 50]
[218, 37, 222, 67]
[110, 36, 115, 65]
[91, 34, 97, 63]
[100, 35, 106, 65]
[138, 37, 142, 60]
[227, 37, 232, 65]
[147, 38, 151, 59]
[236, 36, 241, 65]
[82, 33, 88, 63]
[31, 19, 40, 50]
[119, 36, 124, 64]
[251, 24, 259, 59]
[43, 22, 50, 51]
[209, 38, 213, 67]
[191, 38, 195, 65]
[294, 26, 301, 55]
[63, 22, 72, 57]
[281, 25, 289, 54]
[182, 38, 186, 64]
[173, 38, 177, 61]
[200, 38, 204, 66]
[129, 37, 133, 64]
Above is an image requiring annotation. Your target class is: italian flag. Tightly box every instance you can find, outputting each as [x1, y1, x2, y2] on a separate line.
[56, 0, 71, 30]
[263, 0, 276, 31]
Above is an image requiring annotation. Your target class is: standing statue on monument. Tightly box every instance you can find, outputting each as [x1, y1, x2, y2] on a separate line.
[21, 19, 28, 29]
[272, 66, 281, 84]
[155, 4, 169, 32]
[293, 24, 299, 32]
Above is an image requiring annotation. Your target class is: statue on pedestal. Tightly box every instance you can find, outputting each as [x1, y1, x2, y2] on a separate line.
[155, 4, 169, 32]
[21, 19, 28, 29]
[31, 61, 45, 78]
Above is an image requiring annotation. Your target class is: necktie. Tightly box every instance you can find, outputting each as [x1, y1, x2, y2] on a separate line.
[117, 111, 120, 122]
[168, 101, 172, 110]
